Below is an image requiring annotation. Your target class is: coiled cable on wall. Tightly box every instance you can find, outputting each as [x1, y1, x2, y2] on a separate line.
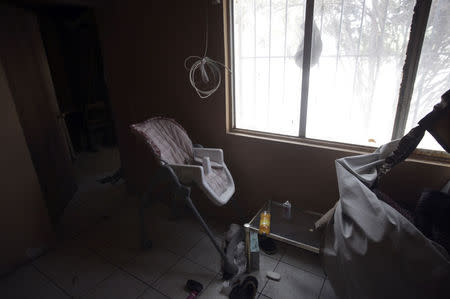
[184, 0, 230, 99]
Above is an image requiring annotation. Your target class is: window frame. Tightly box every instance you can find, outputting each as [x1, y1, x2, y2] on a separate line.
[223, 0, 449, 164]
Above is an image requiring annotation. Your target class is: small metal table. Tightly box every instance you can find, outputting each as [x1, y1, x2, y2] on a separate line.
[245, 201, 322, 270]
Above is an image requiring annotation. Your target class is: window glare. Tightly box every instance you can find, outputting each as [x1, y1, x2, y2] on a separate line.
[233, 0, 306, 136]
[232, 0, 446, 153]
[406, 0, 450, 151]
[306, 0, 414, 147]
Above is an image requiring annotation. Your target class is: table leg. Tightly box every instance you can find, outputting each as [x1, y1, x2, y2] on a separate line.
[244, 223, 260, 273]
[244, 223, 251, 273]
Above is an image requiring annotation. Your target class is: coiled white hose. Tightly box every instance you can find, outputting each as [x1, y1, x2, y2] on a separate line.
[184, 56, 230, 99]
[184, 0, 230, 99]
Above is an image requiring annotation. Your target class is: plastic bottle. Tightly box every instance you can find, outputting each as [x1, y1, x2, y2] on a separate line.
[283, 201, 291, 219]
[259, 211, 271, 235]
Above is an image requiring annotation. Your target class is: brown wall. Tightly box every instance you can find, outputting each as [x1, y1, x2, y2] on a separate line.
[96, 0, 449, 220]
[0, 61, 53, 275]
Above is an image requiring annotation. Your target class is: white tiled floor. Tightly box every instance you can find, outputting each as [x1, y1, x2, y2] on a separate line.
[0, 202, 338, 299]
[123, 248, 181, 285]
[81, 270, 147, 299]
[248, 254, 278, 293]
[185, 236, 223, 273]
[281, 246, 325, 278]
[263, 262, 323, 299]
[63, 147, 125, 240]
[153, 257, 216, 299]
[0, 264, 69, 299]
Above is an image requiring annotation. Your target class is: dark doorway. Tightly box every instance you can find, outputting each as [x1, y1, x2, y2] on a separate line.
[33, 6, 125, 238]
[38, 5, 116, 155]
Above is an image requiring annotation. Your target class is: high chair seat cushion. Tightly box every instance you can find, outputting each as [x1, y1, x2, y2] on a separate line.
[131, 117, 235, 206]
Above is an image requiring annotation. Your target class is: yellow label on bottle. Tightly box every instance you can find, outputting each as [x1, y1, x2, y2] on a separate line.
[259, 211, 271, 235]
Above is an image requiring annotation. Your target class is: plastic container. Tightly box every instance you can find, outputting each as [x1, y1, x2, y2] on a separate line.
[282, 201, 291, 219]
[259, 211, 271, 235]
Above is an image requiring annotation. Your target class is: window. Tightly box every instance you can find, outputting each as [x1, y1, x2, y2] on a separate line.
[228, 0, 449, 152]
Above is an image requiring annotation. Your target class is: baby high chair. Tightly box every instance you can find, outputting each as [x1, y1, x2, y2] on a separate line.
[131, 117, 238, 277]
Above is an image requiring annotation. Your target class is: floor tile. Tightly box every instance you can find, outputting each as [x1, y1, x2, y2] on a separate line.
[262, 262, 324, 299]
[33, 247, 116, 296]
[93, 245, 141, 267]
[259, 239, 286, 262]
[208, 220, 231, 238]
[174, 215, 208, 235]
[144, 204, 206, 237]
[62, 145, 125, 240]
[185, 236, 223, 272]
[62, 179, 127, 239]
[81, 270, 147, 299]
[199, 273, 231, 299]
[0, 265, 68, 299]
[320, 279, 338, 299]
[150, 224, 206, 256]
[153, 257, 216, 299]
[73, 220, 118, 250]
[280, 245, 325, 277]
[138, 287, 169, 299]
[249, 254, 278, 293]
[199, 251, 277, 298]
[123, 247, 181, 284]
[106, 208, 142, 249]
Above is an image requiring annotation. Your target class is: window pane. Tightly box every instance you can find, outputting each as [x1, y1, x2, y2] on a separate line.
[233, 0, 305, 136]
[306, 0, 414, 147]
[406, 0, 450, 151]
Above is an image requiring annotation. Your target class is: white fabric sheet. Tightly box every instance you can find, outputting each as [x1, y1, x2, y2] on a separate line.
[322, 140, 450, 299]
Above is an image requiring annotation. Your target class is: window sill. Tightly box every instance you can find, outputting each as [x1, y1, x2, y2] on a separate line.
[227, 128, 450, 167]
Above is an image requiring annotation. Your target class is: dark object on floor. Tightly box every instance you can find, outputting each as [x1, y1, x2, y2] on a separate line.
[415, 190, 450, 253]
[229, 276, 258, 299]
[258, 235, 278, 255]
[97, 167, 123, 184]
[185, 279, 203, 299]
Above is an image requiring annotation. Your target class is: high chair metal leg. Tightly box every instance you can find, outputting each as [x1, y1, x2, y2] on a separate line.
[183, 191, 238, 278]
[140, 164, 238, 277]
